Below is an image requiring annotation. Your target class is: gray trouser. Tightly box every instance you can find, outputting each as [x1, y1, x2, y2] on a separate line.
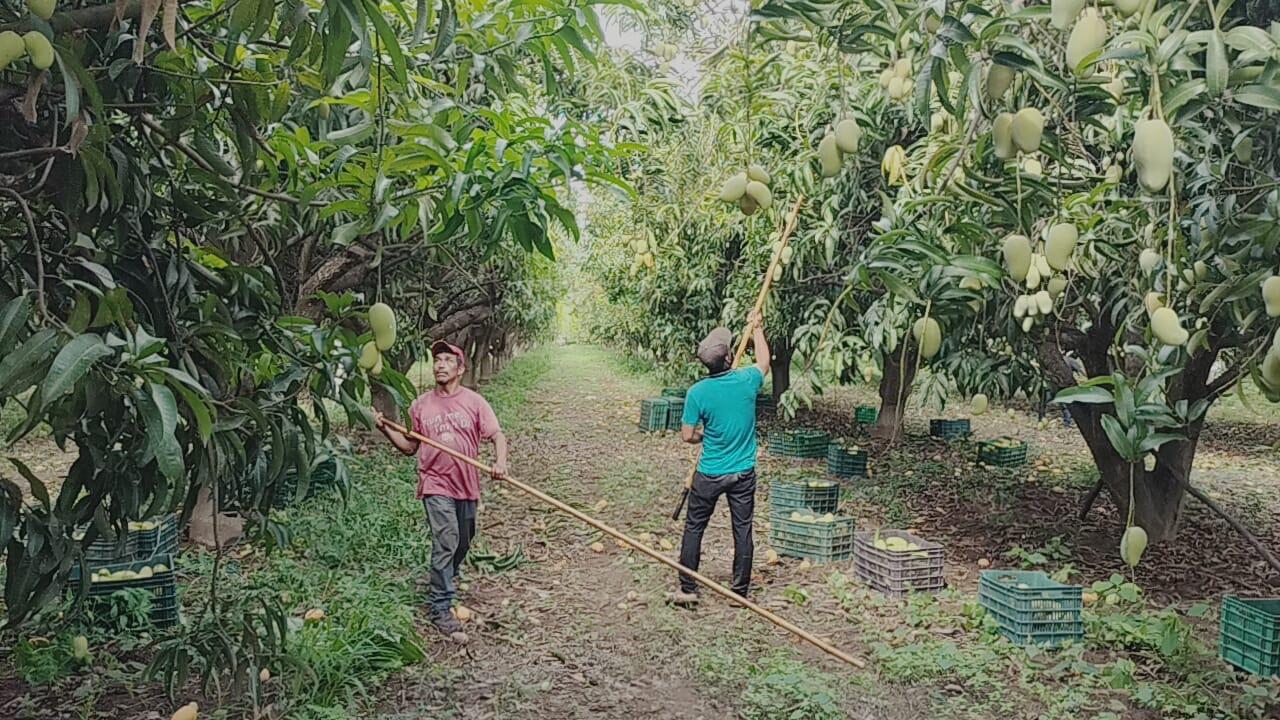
[424, 495, 477, 613]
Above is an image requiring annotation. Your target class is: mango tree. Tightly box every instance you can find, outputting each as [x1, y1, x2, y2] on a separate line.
[766, 0, 1280, 560]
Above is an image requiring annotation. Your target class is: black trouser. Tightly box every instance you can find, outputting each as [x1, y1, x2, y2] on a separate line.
[678, 468, 756, 596]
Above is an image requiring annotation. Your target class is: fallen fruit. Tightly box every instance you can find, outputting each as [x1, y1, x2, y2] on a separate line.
[452, 605, 473, 622]
[1082, 591, 1099, 605]
[765, 549, 780, 565]
[659, 538, 674, 551]
[971, 394, 989, 415]
[798, 559, 812, 572]
[172, 702, 199, 720]
[304, 608, 325, 623]
[72, 635, 90, 662]
[590, 541, 605, 553]
[977, 558, 991, 568]
[260, 668, 271, 683]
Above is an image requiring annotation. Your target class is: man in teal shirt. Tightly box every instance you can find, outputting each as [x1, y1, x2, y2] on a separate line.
[670, 309, 770, 605]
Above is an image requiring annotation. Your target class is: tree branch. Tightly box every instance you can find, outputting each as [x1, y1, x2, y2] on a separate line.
[1185, 484, 1280, 577]
[0, 187, 46, 319]
[1, 1, 141, 33]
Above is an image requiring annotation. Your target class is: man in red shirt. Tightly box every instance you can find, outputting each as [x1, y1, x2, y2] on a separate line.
[375, 340, 508, 643]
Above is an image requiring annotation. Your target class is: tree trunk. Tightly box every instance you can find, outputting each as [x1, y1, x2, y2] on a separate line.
[770, 336, 793, 402]
[871, 340, 918, 440]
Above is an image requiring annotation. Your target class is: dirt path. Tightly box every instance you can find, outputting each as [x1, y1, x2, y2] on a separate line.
[377, 346, 890, 719]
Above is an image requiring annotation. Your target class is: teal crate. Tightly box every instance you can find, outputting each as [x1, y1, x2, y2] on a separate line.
[664, 398, 686, 431]
[769, 479, 840, 515]
[929, 418, 972, 440]
[638, 398, 670, 432]
[132, 514, 178, 560]
[661, 387, 688, 398]
[826, 442, 868, 478]
[71, 554, 180, 629]
[977, 437, 1028, 467]
[854, 406, 878, 424]
[979, 570, 1082, 647]
[767, 428, 831, 459]
[769, 514, 855, 562]
[1220, 596, 1280, 677]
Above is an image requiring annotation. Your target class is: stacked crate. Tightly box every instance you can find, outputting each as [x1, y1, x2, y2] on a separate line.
[826, 440, 868, 479]
[664, 397, 686, 431]
[853, 530, 945, 597]
[766, 428, 831, 459]
[71, 554, 180, 629]
[768, 475, 852, 562]
[638, 398, 670, 432]
[979, 570, 1083, 647]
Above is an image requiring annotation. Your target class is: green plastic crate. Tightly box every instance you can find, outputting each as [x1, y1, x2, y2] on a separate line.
[826, 442, 868, 478]
[132, 514, 178, 560]
[977, 437, 1029, 467]
[1220, 596, 1280, 677]
[767, 428, 831, 459]
[638, 398, 670, 432]
[769, 514, 855, 562]
[664, 398, 686, 431]
[769, 479, 840, 515]
[979, 570, 1082, 647]
[853, 530, 945, 597]
[71, 553, 180, 629]
[661, 387, 688, 398]
[854, 406, 878, 424]
[929, 418, 972, 440]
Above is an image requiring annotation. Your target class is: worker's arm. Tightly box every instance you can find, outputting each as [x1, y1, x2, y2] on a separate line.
[489, 430, 509, 479]
[681, 424, 704, 444]
[749, 309, 770, 377]
[374, 410, 420, 455]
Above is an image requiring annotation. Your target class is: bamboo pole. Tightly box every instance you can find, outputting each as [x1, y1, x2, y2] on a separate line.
[670, 195, 806, 521]
[376, 414, 865, 670]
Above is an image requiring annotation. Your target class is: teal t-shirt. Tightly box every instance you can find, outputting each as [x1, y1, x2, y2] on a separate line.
[682, 367, 765, 475]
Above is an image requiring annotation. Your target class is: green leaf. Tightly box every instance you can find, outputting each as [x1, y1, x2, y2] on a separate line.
[7, 458, 50, 511]
[0, 295, 30, 350]
[1099, 414, 1135, 460]
[1235, 84, 1280, 111]
[431, 0, 456, 60]
[172, 381, 214, 443]
[0, 328, 59, 398]
[363, 0, 408, 85]
[41, 334, 112, 401]
[139, 384, 183, 481]
[1205, 29, 1228, 97]
[1053, 386, 1114, 405]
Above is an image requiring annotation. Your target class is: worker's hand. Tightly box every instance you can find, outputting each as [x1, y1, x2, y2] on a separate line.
[371, 409, 386, 428]
[747, 309, 763, 329]
[491, 459, 509, 480]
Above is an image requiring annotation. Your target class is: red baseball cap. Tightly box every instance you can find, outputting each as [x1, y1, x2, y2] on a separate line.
[431, 340, 466, 369]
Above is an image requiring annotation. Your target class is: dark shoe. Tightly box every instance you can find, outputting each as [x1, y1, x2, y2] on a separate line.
[727, 591, 750, 608]
[430, 610, 470, 644]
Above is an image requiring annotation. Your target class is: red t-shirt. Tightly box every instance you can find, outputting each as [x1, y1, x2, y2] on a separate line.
[409, 387, 501, 500]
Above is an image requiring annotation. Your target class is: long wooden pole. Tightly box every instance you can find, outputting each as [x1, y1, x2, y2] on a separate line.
[670, 195, 806, 521]
[376, 415, 865, 670]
